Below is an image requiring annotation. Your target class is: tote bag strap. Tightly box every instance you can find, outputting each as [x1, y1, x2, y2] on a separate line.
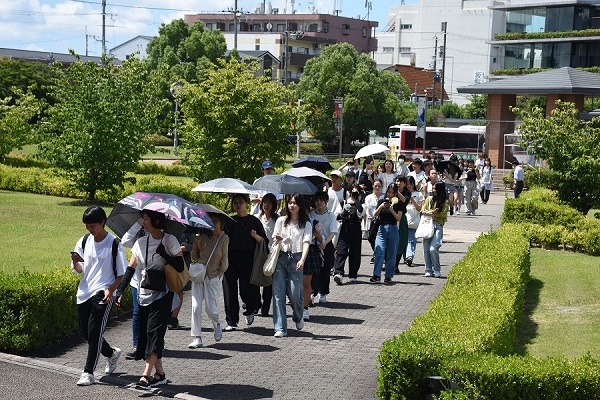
[205, 234, 222, 267]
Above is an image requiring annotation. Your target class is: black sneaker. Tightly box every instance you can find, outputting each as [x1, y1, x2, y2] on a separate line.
[406, 258, 413, 267]
[384, 277, 392, 284]
[369, 276, 381, 283]
[167, 317, 179, 330]
[394, 267, 400, 274]
[149, 373, 167, 387]
[369, 257, 374, 264]
[125, 347, 137, 360]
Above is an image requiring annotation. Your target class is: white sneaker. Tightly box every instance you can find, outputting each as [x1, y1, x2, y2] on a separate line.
[434, 272, 442, 278]
[188, 338, 203, 348]
[348, 278, 357, 283]
[303, 309, 310, 321]
[319, 294, 327, 303]
[274, 331, 287, 337]
[77, 372, 95, 386]
[424, 272, 433, 277]
[245, 314, 254, 325]
[296, 319, 305, 330]
[333, 274, 343, 285]
[214, 324, 222, 342]
[455, 209, 460, 215]
[104, 347, 121, 374]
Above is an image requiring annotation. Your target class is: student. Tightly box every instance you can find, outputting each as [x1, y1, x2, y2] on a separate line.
[513, 160, 524, 198]
[71, 206, 127, 386]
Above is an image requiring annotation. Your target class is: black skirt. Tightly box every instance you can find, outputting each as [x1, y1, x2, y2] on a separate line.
[303, 244, 323, 275]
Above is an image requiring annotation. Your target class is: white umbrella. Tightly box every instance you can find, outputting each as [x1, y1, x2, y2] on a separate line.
[354, 143, 390, 160]
[282, 166, 331, 187]
[192, 178, 258, 194]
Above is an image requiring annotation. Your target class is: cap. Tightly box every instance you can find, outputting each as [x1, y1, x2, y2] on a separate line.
[261, 160, 274, 169]
[345, 170, 356, 177]
[330, 170, 343, 178]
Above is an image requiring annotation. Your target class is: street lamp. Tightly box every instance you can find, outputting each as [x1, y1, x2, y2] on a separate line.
[170, 81, 183, 154]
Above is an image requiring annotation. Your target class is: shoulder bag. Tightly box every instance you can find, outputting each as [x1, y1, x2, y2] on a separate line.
[263, 242, 282, 277]
[162, 236, 190, 292]
[189, 234, 222, 283]
[250, 239, 272, 286]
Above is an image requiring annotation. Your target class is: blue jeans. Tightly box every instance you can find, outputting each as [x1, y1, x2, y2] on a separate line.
[406, 228, 417, 261]
[131, 286, 139, 348]
[272, 252, 304, 334]
[423, 222, 444, 274]
[373, 224, 399, 279]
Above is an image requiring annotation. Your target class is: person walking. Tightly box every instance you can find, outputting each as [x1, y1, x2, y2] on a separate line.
[405, 176, 424, 267]
[480, 157, 494, 204]
[462, 159, 481, 215]
[513, 160, 524, 199]
[271, 194, 312, 337]
[223, 194, 267, 330]
[115, 209, 185, 388]
[333, 184, 364, 285]
[371, 184, 402, 283]
[72, 206, 127, 386]
[422, 182, 449, 278]
[188, 214, 229, 348]
[309, 191, 338, 304]
[257, 193, 279, 316]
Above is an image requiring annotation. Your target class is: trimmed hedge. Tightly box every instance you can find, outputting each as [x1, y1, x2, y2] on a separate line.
[0, 268, 132, 353]
[377, 189, 600, 399]
[0, 164, 198, 203]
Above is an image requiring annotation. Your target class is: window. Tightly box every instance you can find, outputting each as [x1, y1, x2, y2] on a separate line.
[255, 45, 260, 50]
[323, 21, 329, 33]
[383, 47, 394, 53]
[342, 24, 350, 35]
[229, 23, 235, 31]
[308, 23, 318, 32]
[399, 47, 411, 53]
[362, 27, 367, 38]
[276, 23, 286, 32]
[400, 24, 412, 30]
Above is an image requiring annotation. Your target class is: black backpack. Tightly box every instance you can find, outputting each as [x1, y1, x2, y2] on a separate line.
[81, 233, 120, 278]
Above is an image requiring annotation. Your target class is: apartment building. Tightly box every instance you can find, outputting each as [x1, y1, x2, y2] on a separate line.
[184, 9, 377, 84]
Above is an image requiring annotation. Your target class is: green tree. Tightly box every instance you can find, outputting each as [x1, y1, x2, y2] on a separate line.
[0, 58, 58, 102]
[179, 59, 293, 183]
[463, 94, 487, 119]
[0, 88, 43, 162]
[295, 43, 409, 152]
[38, 55, 168, 201]
[514, 100, 600, 214]
[146, 19, 227, 83]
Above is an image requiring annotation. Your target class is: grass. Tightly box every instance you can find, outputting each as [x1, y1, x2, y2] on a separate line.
[514, 248, 600, 359]
[0, 191, 111, 274]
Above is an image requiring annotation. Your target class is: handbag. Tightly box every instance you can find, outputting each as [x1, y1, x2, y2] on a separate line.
[251, 240, 272, 286]
[414, 215, 435, 239]
[406, 205, 421, 229]
[140, 237, 167, 291]
[263, 242, 282, 277]
[159, 237, 190, 292]
[367, 217, 380, 248]
[189, 234, 222, 283]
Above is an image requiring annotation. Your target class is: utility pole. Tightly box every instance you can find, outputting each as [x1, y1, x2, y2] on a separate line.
[102, 0, 106, 55]
[234, 0, 238, 49]
[440, 22, 448, 106]
[432, 35, 437, 108]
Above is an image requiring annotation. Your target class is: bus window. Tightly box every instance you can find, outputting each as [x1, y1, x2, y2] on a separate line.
[403, 130, 415, 149]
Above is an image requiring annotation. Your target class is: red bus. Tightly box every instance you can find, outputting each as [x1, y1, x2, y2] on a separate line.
[388, 124, 486, 161]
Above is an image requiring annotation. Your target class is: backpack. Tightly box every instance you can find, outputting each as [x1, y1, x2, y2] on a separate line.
[81, 233, 120, 278]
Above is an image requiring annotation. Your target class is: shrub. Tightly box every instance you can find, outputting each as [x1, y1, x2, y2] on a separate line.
[148, 134, 173, 146]
[1, 154, 50, 169]
[132, 161, 191, 177]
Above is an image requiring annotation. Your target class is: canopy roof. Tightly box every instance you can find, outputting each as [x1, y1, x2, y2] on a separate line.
[457, 67, 600, 96]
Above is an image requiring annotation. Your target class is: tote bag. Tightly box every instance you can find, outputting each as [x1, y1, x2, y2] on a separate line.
[165, 261, 190, 292]
[405, 205, 421, 229]
[251, 240, 272, 286]
[189, 235, 222, 283]
[263, 242, 282, 277]
[414, 215, 434, 239]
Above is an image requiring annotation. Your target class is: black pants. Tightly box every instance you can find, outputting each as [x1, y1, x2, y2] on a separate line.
[514, 180, 524, 198]
[136, 290, 173, 361]
[482, 189, 491, 203]
[77, 290, 114, 374]
[223, 250, 260, 326]
[260, 285, 272, 315]
[312, 242, 334, 295]
[334, 224, 362, 279]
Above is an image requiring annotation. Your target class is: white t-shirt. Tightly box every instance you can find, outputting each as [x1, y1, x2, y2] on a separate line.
[121, 222, 144, 288]
[408, 170, 426, 191]
[131, 232, 181, 306]
[327, 187, 344, 215]
[72, 232, 127, 304]
[364, 192, 383, 220]
[309, 209, 339, 243]
[273, 216, 312, 254]
[380, 172, 397, 191]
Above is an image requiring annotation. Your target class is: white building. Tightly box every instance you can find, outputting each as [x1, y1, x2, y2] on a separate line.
[109, 35, 153, 61]
[374, 0, 505, 105]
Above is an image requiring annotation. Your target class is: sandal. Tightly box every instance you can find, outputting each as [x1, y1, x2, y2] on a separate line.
[135, 375, 152, 388]
[150, 372, 167, 387]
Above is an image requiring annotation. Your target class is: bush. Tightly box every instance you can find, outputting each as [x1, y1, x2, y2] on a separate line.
[1, 154, 50, 169]
[132, 161, 191, 177]
[0, 268, 132, 353]
[148, 134, 173, 146]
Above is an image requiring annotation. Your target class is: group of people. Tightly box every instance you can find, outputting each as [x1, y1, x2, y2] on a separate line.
[70, 153, 496, 388]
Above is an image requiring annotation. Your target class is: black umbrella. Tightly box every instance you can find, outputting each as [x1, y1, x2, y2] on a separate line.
[253, 174, 317, 195]
[435, 159, 461, 176]
[291, 157, 334, 173]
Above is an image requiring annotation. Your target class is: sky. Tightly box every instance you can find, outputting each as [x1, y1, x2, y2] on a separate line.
[0, 0, 418, 56]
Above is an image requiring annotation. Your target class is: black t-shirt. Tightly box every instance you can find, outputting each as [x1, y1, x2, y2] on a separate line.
[377, 197, 402, 225]
[466, 168, 477, 181]
[228, 214, 266, 253]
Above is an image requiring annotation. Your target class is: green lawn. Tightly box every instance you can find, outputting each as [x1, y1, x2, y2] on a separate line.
[0, 191, 111, 274]
[514, 248, 600, 359]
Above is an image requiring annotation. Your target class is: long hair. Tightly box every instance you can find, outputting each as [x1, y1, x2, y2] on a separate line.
[432, 182, 447, 211]
[284, 193, 309, 228]
[259, 193, 278, 221]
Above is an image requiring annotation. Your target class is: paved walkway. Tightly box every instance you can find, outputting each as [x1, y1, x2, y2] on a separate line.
[0, 192, 506, 400]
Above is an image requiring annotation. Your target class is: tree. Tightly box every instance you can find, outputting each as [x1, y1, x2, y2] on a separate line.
[179, 59, 294, 183]
[463, 94, 487, 119]
[145, 19, 227, 84]
[514, 100, 600, 214]
[295, 43, 409, 152]
[38, 55, 169, 201]
[0, 88, 43, 162]
[0, 58, 58, 102]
